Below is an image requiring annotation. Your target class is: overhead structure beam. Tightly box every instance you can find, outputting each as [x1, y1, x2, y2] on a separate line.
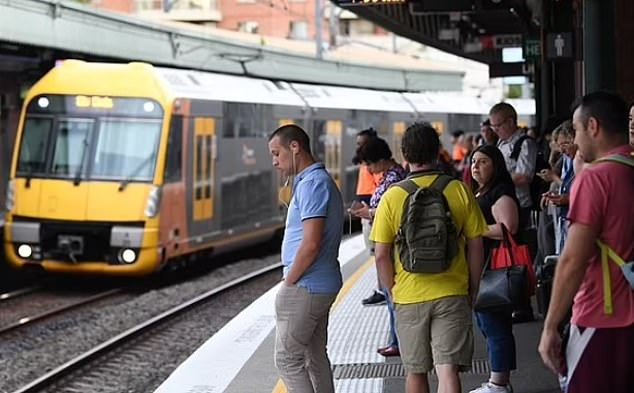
[332, 0, 537, 64]
[0, 0, 463, 92]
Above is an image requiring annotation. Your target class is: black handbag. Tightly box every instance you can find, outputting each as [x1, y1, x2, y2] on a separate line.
[474, 226, 530, 313]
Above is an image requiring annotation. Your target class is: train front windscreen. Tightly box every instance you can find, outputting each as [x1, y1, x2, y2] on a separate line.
[16, 95, 164, 185]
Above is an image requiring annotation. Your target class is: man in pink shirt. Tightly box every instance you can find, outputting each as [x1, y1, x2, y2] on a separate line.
[538, 92, 634, 393]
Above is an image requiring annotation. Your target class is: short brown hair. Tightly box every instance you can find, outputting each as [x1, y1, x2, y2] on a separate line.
[269, 124, 311, 154]
[401, 122, 439, 165]
[554, 119, 574, 139]
[489, 102, 518, 125]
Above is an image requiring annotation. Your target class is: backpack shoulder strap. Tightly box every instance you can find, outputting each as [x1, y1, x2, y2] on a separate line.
[429, 173, 454, 193]
[597, 239, 629, 315]
[593, 153, 634, 168]
[393, 178, 419, 195]
[394, 170, 444, 194]
[510, 135, 530, 160]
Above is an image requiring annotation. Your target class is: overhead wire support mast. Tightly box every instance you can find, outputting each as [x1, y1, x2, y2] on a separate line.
[315, 0, 323, 60]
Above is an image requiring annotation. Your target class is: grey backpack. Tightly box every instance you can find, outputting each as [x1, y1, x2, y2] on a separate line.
[394, 172, 458, 273]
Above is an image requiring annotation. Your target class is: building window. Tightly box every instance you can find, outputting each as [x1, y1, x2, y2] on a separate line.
[339, 20, 350, 36]
[136, 0, 218, 11]
[135, 0, 162, 11]
[348, 20, 374, 36]
[289, 20, 308, 40]
[237, 21, 259, 34]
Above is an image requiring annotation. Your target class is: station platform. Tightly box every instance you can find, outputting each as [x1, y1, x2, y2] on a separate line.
[154, 235, 561, 393]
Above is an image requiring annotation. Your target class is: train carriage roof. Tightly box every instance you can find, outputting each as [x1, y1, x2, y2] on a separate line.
[288, 83, 415, 113]
[403, 92, 492, 115]
[403, 92, 535, 117]
[156, 67, 305, 107]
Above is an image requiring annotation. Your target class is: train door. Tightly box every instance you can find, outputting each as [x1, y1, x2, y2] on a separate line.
[184, 114, 217, 251]
[192, 117, 215, 223]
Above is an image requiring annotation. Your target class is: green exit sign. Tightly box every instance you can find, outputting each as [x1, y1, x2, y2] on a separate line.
[524, 39, 541, 60]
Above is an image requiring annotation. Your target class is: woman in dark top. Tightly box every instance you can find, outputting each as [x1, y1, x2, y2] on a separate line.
[468, 144, 519, 393]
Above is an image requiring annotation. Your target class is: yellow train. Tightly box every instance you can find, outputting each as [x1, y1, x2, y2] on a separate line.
[4, 60, 522, 276]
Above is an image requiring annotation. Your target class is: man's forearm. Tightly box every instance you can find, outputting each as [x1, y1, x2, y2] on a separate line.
[467, 237, 484, 298]
[375, 255, 395, 290]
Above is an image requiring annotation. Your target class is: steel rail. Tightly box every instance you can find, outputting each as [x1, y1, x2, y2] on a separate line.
[0, 288, 124, 335]
[11, 261, 282, 393]
[0, 286, 42, 302]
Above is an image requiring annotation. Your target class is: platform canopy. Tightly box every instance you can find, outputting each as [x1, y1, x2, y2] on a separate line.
[0, 0, 463, 92]
[331, 0, 541, 66]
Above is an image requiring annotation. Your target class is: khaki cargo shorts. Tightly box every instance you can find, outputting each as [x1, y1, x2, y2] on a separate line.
[395, 295, 473, 374]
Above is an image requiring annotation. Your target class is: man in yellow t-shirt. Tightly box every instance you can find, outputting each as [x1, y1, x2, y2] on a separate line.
[370, 123, 487, 393]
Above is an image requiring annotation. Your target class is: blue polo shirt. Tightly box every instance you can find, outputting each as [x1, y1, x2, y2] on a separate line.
[281, 162, 343, 294]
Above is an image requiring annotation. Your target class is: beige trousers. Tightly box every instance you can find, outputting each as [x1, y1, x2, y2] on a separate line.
[274, 284, 338, 393]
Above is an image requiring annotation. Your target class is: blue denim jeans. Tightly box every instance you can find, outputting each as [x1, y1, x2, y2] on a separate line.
[384, 288, 398, 348]
[475, 310, 516, 372]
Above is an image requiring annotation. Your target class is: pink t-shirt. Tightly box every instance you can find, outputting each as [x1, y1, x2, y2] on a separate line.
[568, 145, 634, 328]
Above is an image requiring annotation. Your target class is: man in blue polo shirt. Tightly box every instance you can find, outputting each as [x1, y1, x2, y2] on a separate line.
[268, 124, 343, 393]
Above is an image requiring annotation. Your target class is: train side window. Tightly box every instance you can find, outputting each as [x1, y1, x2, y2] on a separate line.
[17, 117, 53, 174]
[164, 115, 183, 182]
[311, 120, 326, 163]
[223, 103, 238, 138]
[238, 103, 254, 137]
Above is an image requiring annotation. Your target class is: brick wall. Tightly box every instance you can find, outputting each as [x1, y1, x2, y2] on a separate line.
[217, 0, 328, 38]
[93, 0, 137, 12]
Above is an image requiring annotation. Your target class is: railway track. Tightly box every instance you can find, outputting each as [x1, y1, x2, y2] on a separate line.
[11, 262, 282, 393]
[0, 287, 125, 335]
[0, 285, 42, 301]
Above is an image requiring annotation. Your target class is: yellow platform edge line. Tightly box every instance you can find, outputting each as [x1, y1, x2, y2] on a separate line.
[272, 256, 375, 393]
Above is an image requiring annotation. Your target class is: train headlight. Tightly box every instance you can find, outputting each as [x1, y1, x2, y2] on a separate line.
[17, 244, 32, 258]
[37, 97, 50, 109]
[143, 101, 155, 113]
[5, 179, 15, 211]
[119, 248, 137, 264]
[144, 186, 161, 218]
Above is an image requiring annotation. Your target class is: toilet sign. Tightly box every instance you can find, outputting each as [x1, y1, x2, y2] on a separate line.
[546, 32, 574, 60]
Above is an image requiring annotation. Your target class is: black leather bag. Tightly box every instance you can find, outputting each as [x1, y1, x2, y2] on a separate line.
[474, 225, 530, 312]
[474, 264, 529, 312]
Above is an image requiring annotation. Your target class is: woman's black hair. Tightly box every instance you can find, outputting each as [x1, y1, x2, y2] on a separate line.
[471, 144, 514, 193]
[353, 127, 378, 164]
[357, 128, 378, 138]
[358, 137, 392, 164]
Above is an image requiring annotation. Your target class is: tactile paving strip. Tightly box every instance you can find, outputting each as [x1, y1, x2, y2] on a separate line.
[332, 359, 490, 379]
[334, 377, 383, 393]
[327, 259, 490, 386]
[328, 261, 390, 365]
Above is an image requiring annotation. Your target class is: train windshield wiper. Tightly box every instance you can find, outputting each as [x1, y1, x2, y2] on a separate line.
[119, 153, 156, 192]
[73, 137, 90, 186]
[25, 165, 33, 189]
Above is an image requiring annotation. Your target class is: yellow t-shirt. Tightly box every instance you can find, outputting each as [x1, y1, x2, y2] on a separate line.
[369, 174, 487, 304]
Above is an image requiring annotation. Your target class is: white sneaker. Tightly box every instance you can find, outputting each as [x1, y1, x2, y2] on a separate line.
[468, 382, 512, 393]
